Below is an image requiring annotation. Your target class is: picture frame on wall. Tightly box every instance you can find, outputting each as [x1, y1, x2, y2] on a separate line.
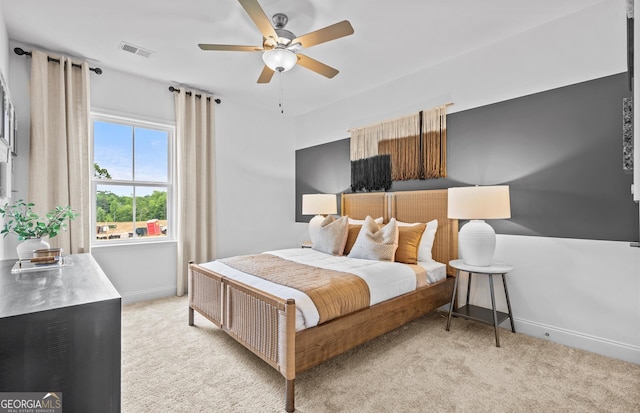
[0, 79, 5, 146]
[8, 102, 16, 156]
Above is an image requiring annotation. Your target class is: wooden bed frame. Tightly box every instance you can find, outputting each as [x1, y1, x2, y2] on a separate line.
[188, 189, 458, 412]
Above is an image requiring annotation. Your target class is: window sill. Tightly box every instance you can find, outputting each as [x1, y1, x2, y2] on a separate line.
[91, 239, 177, 250]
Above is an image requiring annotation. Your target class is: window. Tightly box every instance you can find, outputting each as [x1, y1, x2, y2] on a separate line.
[91, 114, 174, 243]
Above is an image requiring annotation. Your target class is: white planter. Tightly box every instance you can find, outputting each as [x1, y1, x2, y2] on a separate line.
[16, 238, 50, 260]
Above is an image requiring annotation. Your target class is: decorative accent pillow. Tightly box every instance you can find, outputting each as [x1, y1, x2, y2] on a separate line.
[348, 216, 399, 261]
[343, 224, 362, 255]
[312, 215, 349, 256]
[343, 216, 385, 255]
[395, 223, 427, 264]
[418, 219, 438, 262]
[348, 216, 383, 225]
[397, 219, 439, 262]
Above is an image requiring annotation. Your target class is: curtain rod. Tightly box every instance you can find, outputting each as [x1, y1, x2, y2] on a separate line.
[14, 47, 102, 75]
[168, 86, 221, 104]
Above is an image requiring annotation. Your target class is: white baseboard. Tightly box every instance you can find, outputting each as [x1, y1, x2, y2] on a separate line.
[513, 317, 640, 365]
[120, 286, 177, 305]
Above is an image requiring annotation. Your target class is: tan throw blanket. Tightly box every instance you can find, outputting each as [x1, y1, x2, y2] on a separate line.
[220, 254, 370, 324]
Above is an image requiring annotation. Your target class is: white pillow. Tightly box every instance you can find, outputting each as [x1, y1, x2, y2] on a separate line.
[396, 219, 439, 262]
[348, 216, 383, 225]
[348, 216, 399, 261]
[419, 219, 438, 261]
[312, 215, 349, 256]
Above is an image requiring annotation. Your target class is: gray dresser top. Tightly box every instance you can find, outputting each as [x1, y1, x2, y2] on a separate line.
[0, 253, 121, 318]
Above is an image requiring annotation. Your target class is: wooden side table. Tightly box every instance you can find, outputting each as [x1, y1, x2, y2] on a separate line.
[446, 259, 515, 347]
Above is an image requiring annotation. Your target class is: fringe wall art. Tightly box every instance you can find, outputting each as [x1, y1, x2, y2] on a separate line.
[423, 105, 448, 178]
[350, 154, 392, 192]
[349, 105, 448, 192]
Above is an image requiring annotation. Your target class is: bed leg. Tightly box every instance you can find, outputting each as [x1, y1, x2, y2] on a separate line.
[188, 306, 194, 326]
[285, 379, 295, 413]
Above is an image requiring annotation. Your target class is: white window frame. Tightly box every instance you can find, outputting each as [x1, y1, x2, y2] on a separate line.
[90, 112, 175, 245]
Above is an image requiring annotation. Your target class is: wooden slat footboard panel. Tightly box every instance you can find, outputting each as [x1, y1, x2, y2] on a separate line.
[189, 264, 297, 381]
[189, 264, 224, 327]
[225, 280, 286, 371]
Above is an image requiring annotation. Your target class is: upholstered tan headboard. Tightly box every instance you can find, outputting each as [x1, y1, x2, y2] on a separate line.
[390, 190, 458, 276]
[341, 190, 458, 276]
[341, 192, 388, 222]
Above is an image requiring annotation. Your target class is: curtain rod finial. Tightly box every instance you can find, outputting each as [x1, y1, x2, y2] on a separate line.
[14, 47, 29, 56]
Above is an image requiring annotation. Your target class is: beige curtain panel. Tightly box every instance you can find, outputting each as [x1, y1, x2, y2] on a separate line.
[175, 88, 217, 296]
[28, 50, 91, 254]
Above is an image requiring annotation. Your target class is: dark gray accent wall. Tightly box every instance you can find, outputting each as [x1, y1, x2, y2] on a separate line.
[295, 138, 350, 222]
[295, 73, 639, 242]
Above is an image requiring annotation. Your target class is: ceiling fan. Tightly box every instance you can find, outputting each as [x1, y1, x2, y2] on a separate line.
[198, 0, 354, 84]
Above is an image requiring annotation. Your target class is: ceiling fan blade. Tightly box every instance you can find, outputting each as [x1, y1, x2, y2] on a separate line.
[198, 44, 263, 52]
[292, 20, 354, 48]
[238, 0, 278, 41]
[257, 65, 275, 83]
[296, 54, 339, 78]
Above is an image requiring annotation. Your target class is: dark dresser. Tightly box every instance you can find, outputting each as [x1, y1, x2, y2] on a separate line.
[0, 253, 121, 412]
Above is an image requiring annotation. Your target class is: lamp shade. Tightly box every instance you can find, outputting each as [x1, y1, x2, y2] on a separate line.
[262, 48, 297, 72]
[447, 185, 511, 220]
[302, 194, 337, 215]
[448, 185, 511, 266]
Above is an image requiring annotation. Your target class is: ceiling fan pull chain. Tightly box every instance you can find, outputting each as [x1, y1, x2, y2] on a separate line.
[279, 70, 284, 114]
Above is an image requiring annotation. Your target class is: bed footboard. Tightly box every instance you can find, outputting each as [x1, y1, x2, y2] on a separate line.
[188, 264, 297, 412]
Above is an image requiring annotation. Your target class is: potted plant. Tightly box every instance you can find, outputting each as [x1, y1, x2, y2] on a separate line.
[0, 199, 78, 259]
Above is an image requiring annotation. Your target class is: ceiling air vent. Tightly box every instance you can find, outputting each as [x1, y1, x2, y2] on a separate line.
[119, 41, 154, 58]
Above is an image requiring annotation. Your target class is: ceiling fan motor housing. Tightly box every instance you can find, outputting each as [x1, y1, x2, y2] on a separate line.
[272, 13, 288, 29]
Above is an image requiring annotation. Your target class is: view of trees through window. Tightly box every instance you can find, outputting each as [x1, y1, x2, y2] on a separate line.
[95, 186, 167, 223]
[92, 116, 172, 241]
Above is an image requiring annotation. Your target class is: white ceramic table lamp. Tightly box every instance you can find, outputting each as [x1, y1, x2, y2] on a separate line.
[448, 185, 511, 266]
[302, 194, 337, 244]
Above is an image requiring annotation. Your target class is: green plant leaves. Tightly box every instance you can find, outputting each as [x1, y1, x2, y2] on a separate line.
[0, 199, 77, 239]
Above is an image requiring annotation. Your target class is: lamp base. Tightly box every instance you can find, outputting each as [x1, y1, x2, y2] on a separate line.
[459, 220, 496, 267]
[308, 215, 325, 244]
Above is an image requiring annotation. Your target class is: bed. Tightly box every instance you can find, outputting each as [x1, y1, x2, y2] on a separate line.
[188, 189, 458, 412]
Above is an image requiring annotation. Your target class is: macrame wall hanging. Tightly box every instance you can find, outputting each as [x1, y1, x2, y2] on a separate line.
[349, 105, 449, 192]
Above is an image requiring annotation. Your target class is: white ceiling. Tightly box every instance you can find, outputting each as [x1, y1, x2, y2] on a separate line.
[2, 0, 610, 117]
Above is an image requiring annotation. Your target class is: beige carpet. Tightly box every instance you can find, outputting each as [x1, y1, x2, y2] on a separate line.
[122, 296, 640, 413]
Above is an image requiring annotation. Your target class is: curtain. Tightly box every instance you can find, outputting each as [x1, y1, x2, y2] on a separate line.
[175, 88, 216, 296]
[28, 50, 91, 253]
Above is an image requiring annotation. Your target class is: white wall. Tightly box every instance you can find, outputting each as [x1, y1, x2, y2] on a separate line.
[0, 4, 8, 79]
[295, 1, 640, 364]
[0, 17, 21, 259]
[295, 1, 626, 149]
[214, 98, 300, 258]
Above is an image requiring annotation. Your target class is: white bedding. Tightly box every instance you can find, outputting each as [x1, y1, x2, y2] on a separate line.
[200, 248, 446, 331]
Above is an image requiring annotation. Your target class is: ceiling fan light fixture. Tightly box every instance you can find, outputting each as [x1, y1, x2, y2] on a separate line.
[262, 48, 297, 72]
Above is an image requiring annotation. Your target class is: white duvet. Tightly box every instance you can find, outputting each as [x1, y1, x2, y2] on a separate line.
[200, 248, 446, 331]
